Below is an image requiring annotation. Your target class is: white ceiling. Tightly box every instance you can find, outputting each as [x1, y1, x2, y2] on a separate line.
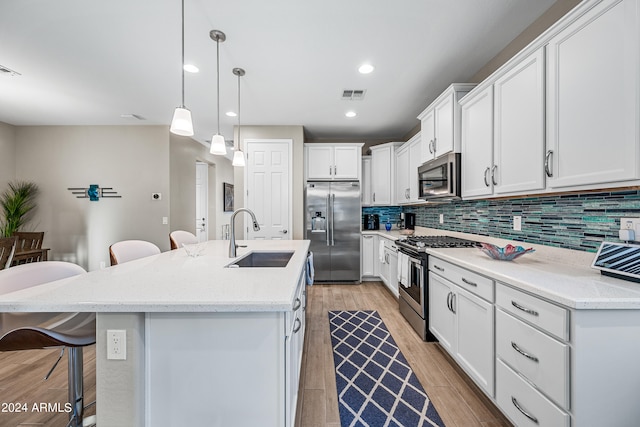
[0, 0, 558, 145]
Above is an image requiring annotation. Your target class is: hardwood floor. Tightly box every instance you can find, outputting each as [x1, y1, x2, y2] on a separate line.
[0, 346, 96, 426]
[296, 281, 513, 427]
[0, 281, 509, 426]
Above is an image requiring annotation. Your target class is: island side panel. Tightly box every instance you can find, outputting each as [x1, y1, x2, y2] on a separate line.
[145, 312, 285, 427]
[96, 313, 146, 426]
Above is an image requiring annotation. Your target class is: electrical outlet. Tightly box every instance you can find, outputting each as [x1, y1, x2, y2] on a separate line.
[162, 216, 168, 225]
[513, 216, 522, 231]
[439, 214, 444, 224]
[107, 330, 126, 360]
[620, 218, 640, 242]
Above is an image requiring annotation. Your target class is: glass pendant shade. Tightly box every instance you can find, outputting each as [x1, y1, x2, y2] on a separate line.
[170, 107, 194, 136]
[209, 134, 227, 155]
[232, 150, 245, 167]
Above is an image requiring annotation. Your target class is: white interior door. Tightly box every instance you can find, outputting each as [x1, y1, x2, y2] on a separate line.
[246, 139, 292, 240]
[195, 162, 208, 242]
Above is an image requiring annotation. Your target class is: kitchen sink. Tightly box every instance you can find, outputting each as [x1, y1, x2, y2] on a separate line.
[227, 251, 294, 268]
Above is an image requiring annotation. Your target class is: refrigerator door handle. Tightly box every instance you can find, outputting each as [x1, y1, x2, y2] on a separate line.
[326, 194, 331, 246]
[331, 193, 335, 246]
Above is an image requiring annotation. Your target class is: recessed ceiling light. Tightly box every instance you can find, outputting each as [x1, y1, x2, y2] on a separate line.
[183, 64, 199, 73]
[358, 64, 374, 74]
[226, 111, 237, 117]
[345, 111, 357, 118]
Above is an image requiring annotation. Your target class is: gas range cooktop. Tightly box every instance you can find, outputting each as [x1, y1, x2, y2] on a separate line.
[396, 235, 481, 252]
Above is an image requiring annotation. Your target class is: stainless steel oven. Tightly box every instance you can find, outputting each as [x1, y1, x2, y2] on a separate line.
[397, 247, 436, 341]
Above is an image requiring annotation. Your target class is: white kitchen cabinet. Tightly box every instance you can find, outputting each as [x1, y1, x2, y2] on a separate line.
[370, 142, 402, 205]
[361, 156, 372, 206]
[305, 143, 362, 180]
[395, 133, 422, 204]
[546, 0, 639, 190]
[419, 83, 476, 163]
[385, 245, 398, 297]
[285, 272, 306, 427]
[461, 48, 545, 199]
[429, 257, 494, 396]
[361, 233, 377, 277]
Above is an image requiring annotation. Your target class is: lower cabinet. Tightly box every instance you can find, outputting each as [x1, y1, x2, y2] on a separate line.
[428, 257, 494, 396]
[285, 272, 306, 427]
[361, 234, 377, 277]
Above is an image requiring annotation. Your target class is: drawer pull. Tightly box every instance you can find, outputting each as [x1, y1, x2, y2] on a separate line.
[511, 397, 539, 424]
[511, 341, 539, 363]
[292, 317, 302, 333]
[461, 277, 477, 287]
[293, 298, 302, 311]
[433, 264, 444, 272]
[511, 300, 539, 317]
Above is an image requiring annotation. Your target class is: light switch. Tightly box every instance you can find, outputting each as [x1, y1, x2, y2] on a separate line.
[513, 216, 522, 231]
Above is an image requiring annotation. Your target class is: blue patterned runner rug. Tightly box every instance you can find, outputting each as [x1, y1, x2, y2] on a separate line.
[329, 310, 445, 427]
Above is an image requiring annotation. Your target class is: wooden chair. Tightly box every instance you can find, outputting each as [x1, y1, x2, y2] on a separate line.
[0, 261, 95, 427]
[12, 231, 48, 265]
[0, 236, 17, 270]
[109, 240, 161, 265]
[169, 230, 198, 250]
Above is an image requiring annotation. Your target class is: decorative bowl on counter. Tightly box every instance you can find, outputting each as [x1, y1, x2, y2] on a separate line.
[399, 229, 415, 235]
[479, 243, 535, 261]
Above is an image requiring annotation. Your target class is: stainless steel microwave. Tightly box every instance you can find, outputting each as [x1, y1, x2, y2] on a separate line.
[418, 152, 461, 201]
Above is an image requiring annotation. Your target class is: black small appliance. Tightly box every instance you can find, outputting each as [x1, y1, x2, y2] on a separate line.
[401, 212, 416, 230]
[363, 214, 379, 230]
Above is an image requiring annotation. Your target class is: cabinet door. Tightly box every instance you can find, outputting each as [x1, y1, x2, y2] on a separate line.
[420, 109, 436, 163]
[428, 272, 455, 353]
[408, 136, 422, 202]
[395, 146, 410, 204]
[361, 234, 375, 276]
[461, 86, 494, 198]
[334, 145, 359, 179]
[434, 93, 455, 158]
[546, 0, 639, 188]
[455, 286, 494, 396]
[494, 48, 545, 195]
[361, 157, 372, 206]
[306, 146, 333, 179]
[371, 146, 392, 205]
[385, 248, 398, 297]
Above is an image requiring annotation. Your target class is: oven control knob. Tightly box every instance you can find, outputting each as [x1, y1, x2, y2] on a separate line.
[416, 242, 426, 248]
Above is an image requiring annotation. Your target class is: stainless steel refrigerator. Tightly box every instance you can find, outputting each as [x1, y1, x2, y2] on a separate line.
[305, 181, 361, 282]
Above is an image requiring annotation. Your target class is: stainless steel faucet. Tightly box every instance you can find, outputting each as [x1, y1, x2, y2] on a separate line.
[229, 208, 261, 257]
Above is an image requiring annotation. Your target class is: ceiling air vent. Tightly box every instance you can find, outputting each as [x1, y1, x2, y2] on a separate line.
[0, 65, 21, 77]
[341, 89, 366, 101]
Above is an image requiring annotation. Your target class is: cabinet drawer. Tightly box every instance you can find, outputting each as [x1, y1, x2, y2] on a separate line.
[496, 283, 568, 341]
[381, 236, 397, 250]
[496, 309, 569, 408]
[429, 257, 494, 302]
[496, 359, 570, 427]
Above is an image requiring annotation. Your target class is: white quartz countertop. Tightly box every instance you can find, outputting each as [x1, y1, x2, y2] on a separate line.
[363, 227, 640, 309]
[0, 240, 310, 312]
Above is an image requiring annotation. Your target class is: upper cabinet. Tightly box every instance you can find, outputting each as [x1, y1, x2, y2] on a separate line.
[395, 133, 423, 204]
[546, 0, 639, 189]
[418, 83, 476, 163]
[305, 143, 363, 180]
[362, 156, 372, 206]
[461, 48, 545, 199]
[370, 142, 403, 206]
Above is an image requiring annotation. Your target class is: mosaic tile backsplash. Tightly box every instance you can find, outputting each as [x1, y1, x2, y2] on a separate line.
[402, 190, 640, 252]
[362, 206, 402, 228]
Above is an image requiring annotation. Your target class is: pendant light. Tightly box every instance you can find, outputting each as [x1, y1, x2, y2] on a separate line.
[170, 0, 194, 136]
[209, 30, 227, 155]
[232, 67, 246, 167]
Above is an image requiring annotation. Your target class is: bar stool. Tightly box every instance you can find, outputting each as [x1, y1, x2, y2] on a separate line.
[109, 239, 161, 265]
[169, 230, 198, 250]
[0, 261, 96, 427]
[0, 236, 17, 270]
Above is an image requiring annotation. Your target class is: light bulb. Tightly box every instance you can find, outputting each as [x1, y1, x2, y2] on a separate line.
[170, 107, 194, 136]
[232, 150, 245, 167]
[210, 134, 227, 155]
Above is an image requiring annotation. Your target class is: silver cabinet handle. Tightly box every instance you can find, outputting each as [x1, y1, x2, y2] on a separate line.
[491, 165, 498, 186]
[293, 297, 301, 311]
[511, 397, 539, 424]
[329, 166, 332, 175]
[334, 165, 337, 175]
[432, 138, 437, 153]
[483, 167, 490, 187]
[429, 140, 434, 154]
[511, 300, 539, 317]
[373, 192, 376, 202]
[446, 292, 452, 312]
[363, 235, 373, 239]
[433, 264, 444, 272]
[511, 341, 539, 363]
[450, 293, 456, 314]
[461, 277, 477, 287]
[293, 317, 302, 333]
[384, 253, 389, 263]
[545, 150, 553, 177]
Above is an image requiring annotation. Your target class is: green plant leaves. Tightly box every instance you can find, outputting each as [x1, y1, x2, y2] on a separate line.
[0, 181, 39, 237]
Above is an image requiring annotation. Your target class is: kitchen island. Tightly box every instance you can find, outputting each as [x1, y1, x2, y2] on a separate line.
[0, 239, 310, 427]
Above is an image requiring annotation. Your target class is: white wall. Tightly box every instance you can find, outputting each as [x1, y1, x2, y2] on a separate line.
[15, 125, 170, 271]
[0, 122, 16, 191]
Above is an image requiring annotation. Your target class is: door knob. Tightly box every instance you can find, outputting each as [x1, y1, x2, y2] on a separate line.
[281, 230, 288, 234]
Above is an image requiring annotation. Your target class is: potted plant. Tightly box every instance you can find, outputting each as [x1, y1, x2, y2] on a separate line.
[0, 181, 39, 237]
